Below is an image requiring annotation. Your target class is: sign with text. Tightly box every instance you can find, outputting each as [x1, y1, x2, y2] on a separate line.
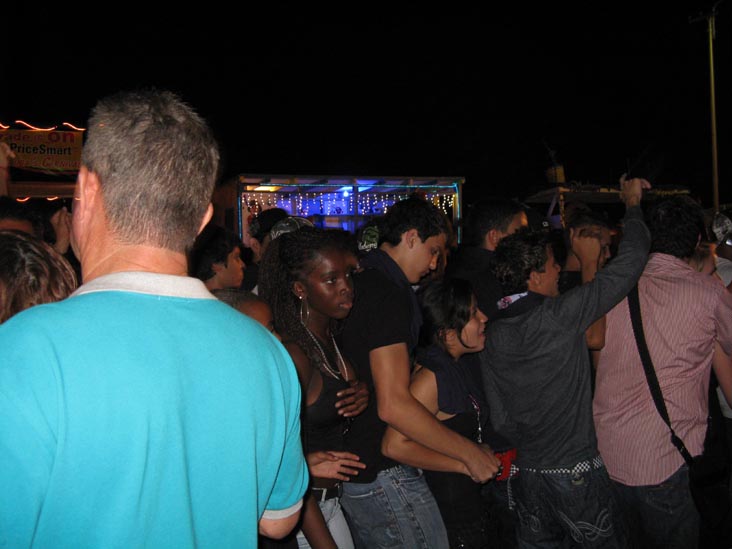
[0, 129, 83, 173]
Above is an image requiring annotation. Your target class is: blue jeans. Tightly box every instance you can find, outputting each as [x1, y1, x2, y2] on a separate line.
[340, 464, 449, 549]
[611, 465, 699, 549]
[296, 496, 354, 549]
[513, 465, 627, 548]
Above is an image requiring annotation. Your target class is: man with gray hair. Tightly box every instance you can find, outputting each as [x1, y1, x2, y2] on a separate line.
[0, 89, 308, 547]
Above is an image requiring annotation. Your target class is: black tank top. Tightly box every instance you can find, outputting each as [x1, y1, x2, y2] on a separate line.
[304, 373, 351, 453]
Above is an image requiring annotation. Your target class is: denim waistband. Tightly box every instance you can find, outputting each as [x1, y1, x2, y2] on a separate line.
[378, 463, 420, 480]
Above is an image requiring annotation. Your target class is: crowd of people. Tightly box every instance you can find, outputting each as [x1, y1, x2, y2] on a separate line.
[1, 89, 731, 549]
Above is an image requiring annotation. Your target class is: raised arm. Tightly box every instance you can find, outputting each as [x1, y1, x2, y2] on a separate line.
[557, 176, 651, 333]
[571, 226, 606, 351]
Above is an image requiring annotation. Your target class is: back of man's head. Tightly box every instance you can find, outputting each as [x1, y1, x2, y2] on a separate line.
[565, 210, 610, 232]
[492, 228, 550, 295]
[648, 196, 704, 259]
[378, 194, 449, 246]
[463, 198, 525, 248]
[81, 89, 220, 253]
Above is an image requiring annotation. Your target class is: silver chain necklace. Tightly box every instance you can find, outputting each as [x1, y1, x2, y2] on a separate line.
[303, 325, 349, 382]
[468, 393, 483, 444]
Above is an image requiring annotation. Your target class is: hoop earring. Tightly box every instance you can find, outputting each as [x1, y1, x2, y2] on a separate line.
[299, 296, 310, 326]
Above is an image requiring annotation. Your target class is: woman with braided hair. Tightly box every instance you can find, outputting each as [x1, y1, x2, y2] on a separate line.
[259, 226, 369, 549]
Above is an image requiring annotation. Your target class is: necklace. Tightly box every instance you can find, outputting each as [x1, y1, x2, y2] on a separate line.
[303, 325, 349, 382]
[468, 394, 483, 444]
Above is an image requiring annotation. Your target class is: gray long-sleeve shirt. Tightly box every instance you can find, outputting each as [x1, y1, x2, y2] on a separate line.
[481, 206, 650, 469]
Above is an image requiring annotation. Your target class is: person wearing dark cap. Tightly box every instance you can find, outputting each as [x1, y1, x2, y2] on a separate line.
[268, 216, 314, 242]
[242, 207, 288, 291]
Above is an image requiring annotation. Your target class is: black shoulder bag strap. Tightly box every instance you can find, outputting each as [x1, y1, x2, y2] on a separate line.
[628, 284, 695, 466]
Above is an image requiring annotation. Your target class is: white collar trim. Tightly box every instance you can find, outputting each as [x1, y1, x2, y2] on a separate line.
[71, 272, 215, 299]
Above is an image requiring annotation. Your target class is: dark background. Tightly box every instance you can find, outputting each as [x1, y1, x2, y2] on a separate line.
[2, 3, 730, 209]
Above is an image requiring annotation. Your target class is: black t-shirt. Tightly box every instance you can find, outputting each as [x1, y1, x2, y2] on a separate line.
[340, 267, 413, 483]
[447, 246, 504, 320]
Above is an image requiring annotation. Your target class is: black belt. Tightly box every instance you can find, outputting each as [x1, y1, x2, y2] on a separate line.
[311, 483, 341, 502]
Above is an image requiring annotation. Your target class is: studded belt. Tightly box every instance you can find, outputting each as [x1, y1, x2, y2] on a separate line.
[520, 455, 605, 475]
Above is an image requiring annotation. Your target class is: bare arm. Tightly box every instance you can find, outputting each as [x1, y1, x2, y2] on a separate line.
[259, 510, 302, 539]
[572, 227, 606, 351]
[371, 343, 499, 482]
[282, 341, 357, 544]
[382, 367, 471, 475]
[299, 493, 337, 549]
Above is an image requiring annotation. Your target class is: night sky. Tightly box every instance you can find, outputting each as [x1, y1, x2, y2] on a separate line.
[3, 3, 730, 209]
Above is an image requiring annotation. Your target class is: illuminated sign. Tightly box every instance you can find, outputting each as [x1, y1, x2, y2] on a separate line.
[0, 129, 83, 173]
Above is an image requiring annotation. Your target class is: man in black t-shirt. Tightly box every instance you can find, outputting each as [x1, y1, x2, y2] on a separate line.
[447, 197, 527, 320]
[340, 196, 500, 549]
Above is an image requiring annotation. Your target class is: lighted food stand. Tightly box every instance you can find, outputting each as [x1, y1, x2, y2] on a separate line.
[212, 174, 465, 244]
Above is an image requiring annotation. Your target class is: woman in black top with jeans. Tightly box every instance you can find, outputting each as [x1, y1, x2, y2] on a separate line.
[382, 278, 492, 548]
[259, 226, 368, 549]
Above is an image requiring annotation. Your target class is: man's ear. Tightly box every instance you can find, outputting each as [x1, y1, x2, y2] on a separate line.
[403, 228, 419, 249]
[527, 270, 542, 292]
[197, 204, 214, 236]
[486, 229, 502, 251]
[75, 166, 102, 225]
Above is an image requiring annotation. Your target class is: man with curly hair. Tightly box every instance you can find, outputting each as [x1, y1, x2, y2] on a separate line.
[482, 178, 651, 548]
